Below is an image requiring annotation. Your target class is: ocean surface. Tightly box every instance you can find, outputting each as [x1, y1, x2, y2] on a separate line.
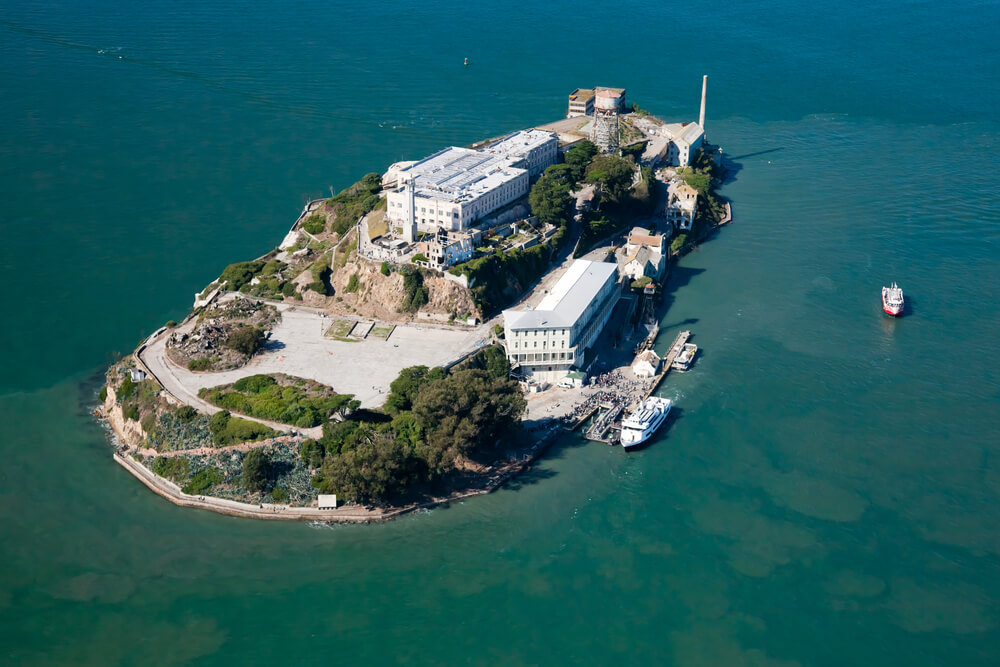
[2, 0, 999, 664]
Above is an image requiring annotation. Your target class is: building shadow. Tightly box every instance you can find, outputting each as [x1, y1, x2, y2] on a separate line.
[719, 147, 783, 185]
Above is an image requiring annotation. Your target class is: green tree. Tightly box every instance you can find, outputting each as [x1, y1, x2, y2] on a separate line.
[385, 365, 446, 414]
[529, 172, 572, 227]
[585, 154, 635, 202]
[319, 433, 416, 503]
[225, 326, 265, 356]
[241, 448, 270, 492]
[380, 261, 391, 276]
[564, 140, 599, 183]
[680, 168, 711, 197]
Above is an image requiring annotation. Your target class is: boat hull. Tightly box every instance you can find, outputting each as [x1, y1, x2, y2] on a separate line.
[883, 303, 903, 316]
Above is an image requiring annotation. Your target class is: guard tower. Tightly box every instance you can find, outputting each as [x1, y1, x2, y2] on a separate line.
[591, 89, 621, 153]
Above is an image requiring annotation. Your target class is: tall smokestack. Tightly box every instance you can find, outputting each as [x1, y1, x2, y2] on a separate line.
[699, 75, 707, 131]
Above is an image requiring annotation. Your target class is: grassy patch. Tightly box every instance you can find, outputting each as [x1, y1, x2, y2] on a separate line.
[369, 326, 394, 340]
[199, 375, 358, 428]
[324, 319, 355, 340]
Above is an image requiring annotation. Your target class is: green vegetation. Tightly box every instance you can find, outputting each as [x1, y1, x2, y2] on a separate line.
[219, 260, 266, 292]
[225, 325, 265, 356]
[165, 320, 178, 328]
[344, 273, 360, 293]
[302, 214, 326, 235]
[563, 140, 599, 185]
[151, 456, 190, 483]
[199, 375, 358, 428]
[182, 468, 222, 495]
[529, 171, 572, 227]
[631, 276, 654, 290]
[325, 173, 382, 237]
[585, 154, 635, 203]
[380, 261, 391, 276]
[187, 357, 213, 371]
[671, 234, 688, 252]
[307, 254, 334, 296]
[269, 486, 289, 503]
[175, 405, 198, 421]
[307, 350, 524, 503]
[325, 319, 355, 340]
[241, 448, 270, 492]
[98, 385, 108, 402]
[411, 253, 429, 264]
[206, 410, 276, 446]
[576, 165, 656, 257]
[400, 267, 428, 313]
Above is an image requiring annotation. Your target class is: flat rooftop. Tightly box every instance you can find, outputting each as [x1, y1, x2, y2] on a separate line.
[504, 260, 618, 330]
[481, 130, 556, 161]
[399, 147, 526, 203]
[568, 88, 595, 102]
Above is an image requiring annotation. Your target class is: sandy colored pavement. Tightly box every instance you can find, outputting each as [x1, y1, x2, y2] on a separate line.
[140, 299, 491, 422]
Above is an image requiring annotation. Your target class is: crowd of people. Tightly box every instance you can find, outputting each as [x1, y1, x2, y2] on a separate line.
[563, 370, 647, 426]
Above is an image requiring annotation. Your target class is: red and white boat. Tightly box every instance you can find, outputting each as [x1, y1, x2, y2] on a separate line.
[882, 282, 904, 316]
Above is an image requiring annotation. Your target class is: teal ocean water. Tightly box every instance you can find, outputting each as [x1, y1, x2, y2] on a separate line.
[2, 0, 999, 664]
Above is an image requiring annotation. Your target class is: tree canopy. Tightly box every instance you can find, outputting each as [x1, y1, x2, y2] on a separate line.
[529, 172, 572, 227]
[585, 154, 635, 202]
[241, 448, 270, 492]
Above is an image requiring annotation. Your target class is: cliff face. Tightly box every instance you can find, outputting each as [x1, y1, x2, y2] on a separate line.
[323, 257, 479, 322]
[103, 383, 146, 447]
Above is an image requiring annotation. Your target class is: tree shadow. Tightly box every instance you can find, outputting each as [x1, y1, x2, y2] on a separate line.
[262, 339, 286, 352]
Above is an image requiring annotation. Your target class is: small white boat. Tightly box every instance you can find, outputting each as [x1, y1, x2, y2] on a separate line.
[671, 343, 698, 371]
[882, 282, 904, 316]
[620, 396, 672, 450]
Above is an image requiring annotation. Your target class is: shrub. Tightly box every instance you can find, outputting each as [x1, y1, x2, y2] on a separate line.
[307, 281, 329, 295]
[165, 320, 178, 328]
[219, 260, 266, 292]
[281, 282, 296, 297]
[261, 259, 287, 276]
[225, 326, 265, 356]
[381, 261, 391, 276]
[208, 410, 231, 434]
[151, 456, 190, 482]
[188, 358, 212, 371]
[117, 376, 137, 402]
[671, 234, 688, 252]
[175, 405, 198, 422]
[182, 468, 222, 495]
[270, 486, 290, 503]
[124, 405, 140, 421]
[241, 448, 270, 491]
[411, 253, 429, 264]
[98, 385, 108, 402]
[233, 374, 278, 394]
[302, 215, 326, 235]
[345, 273, 360, 293]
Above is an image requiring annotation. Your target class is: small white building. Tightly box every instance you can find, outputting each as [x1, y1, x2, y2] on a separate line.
[318, 494, 337, 510]
[666, 122, 705, 168]
[632, 350, 661, 378]
[623, 228, 667, 281]
[666, 182, 699, 231]
[503, 260, 620, 381]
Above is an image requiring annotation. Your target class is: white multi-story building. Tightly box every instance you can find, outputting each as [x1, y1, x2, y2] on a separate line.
[385, 131, 557, 235]
[481, 129, 559, 180]
[502, 260, 620, 380]
[666, 122, 705, 167]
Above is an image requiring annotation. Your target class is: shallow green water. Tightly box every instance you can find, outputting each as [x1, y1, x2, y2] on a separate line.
[1, 1, 999, 664]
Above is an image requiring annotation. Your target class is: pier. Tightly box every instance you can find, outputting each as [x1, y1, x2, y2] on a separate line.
[643, 330, 691, 400]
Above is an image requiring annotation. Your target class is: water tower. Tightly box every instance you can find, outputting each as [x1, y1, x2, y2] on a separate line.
[591, 89, 621, 153]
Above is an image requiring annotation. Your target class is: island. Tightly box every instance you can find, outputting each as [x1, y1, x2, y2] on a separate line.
[98, 83, 732, 522]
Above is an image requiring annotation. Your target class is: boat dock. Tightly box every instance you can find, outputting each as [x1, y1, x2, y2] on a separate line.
[643, 330, 691, 400]
[572, 330, 692, 444]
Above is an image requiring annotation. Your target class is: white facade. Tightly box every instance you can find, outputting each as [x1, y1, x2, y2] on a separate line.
[666, 182, 698, 231]
[666, 122, 705, 167]
[420, 231, 474, 269]
[502, 260, 620, 379]
[632, 350, 661, 378]
[385, 131, 557, 234]
[623, 228, 667, 281]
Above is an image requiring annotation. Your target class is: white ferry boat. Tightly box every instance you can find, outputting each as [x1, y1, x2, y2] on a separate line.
[882, 282, 904, 316]
[619, 396, 672, 450]
[671, 343, 698, 371]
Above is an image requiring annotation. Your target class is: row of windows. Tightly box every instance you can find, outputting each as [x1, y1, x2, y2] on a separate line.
[512, 340, 567, 349]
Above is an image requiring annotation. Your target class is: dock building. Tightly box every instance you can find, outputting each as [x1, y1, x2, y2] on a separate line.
[385, 131, 557, 234]
[502, 260, 620, 381]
